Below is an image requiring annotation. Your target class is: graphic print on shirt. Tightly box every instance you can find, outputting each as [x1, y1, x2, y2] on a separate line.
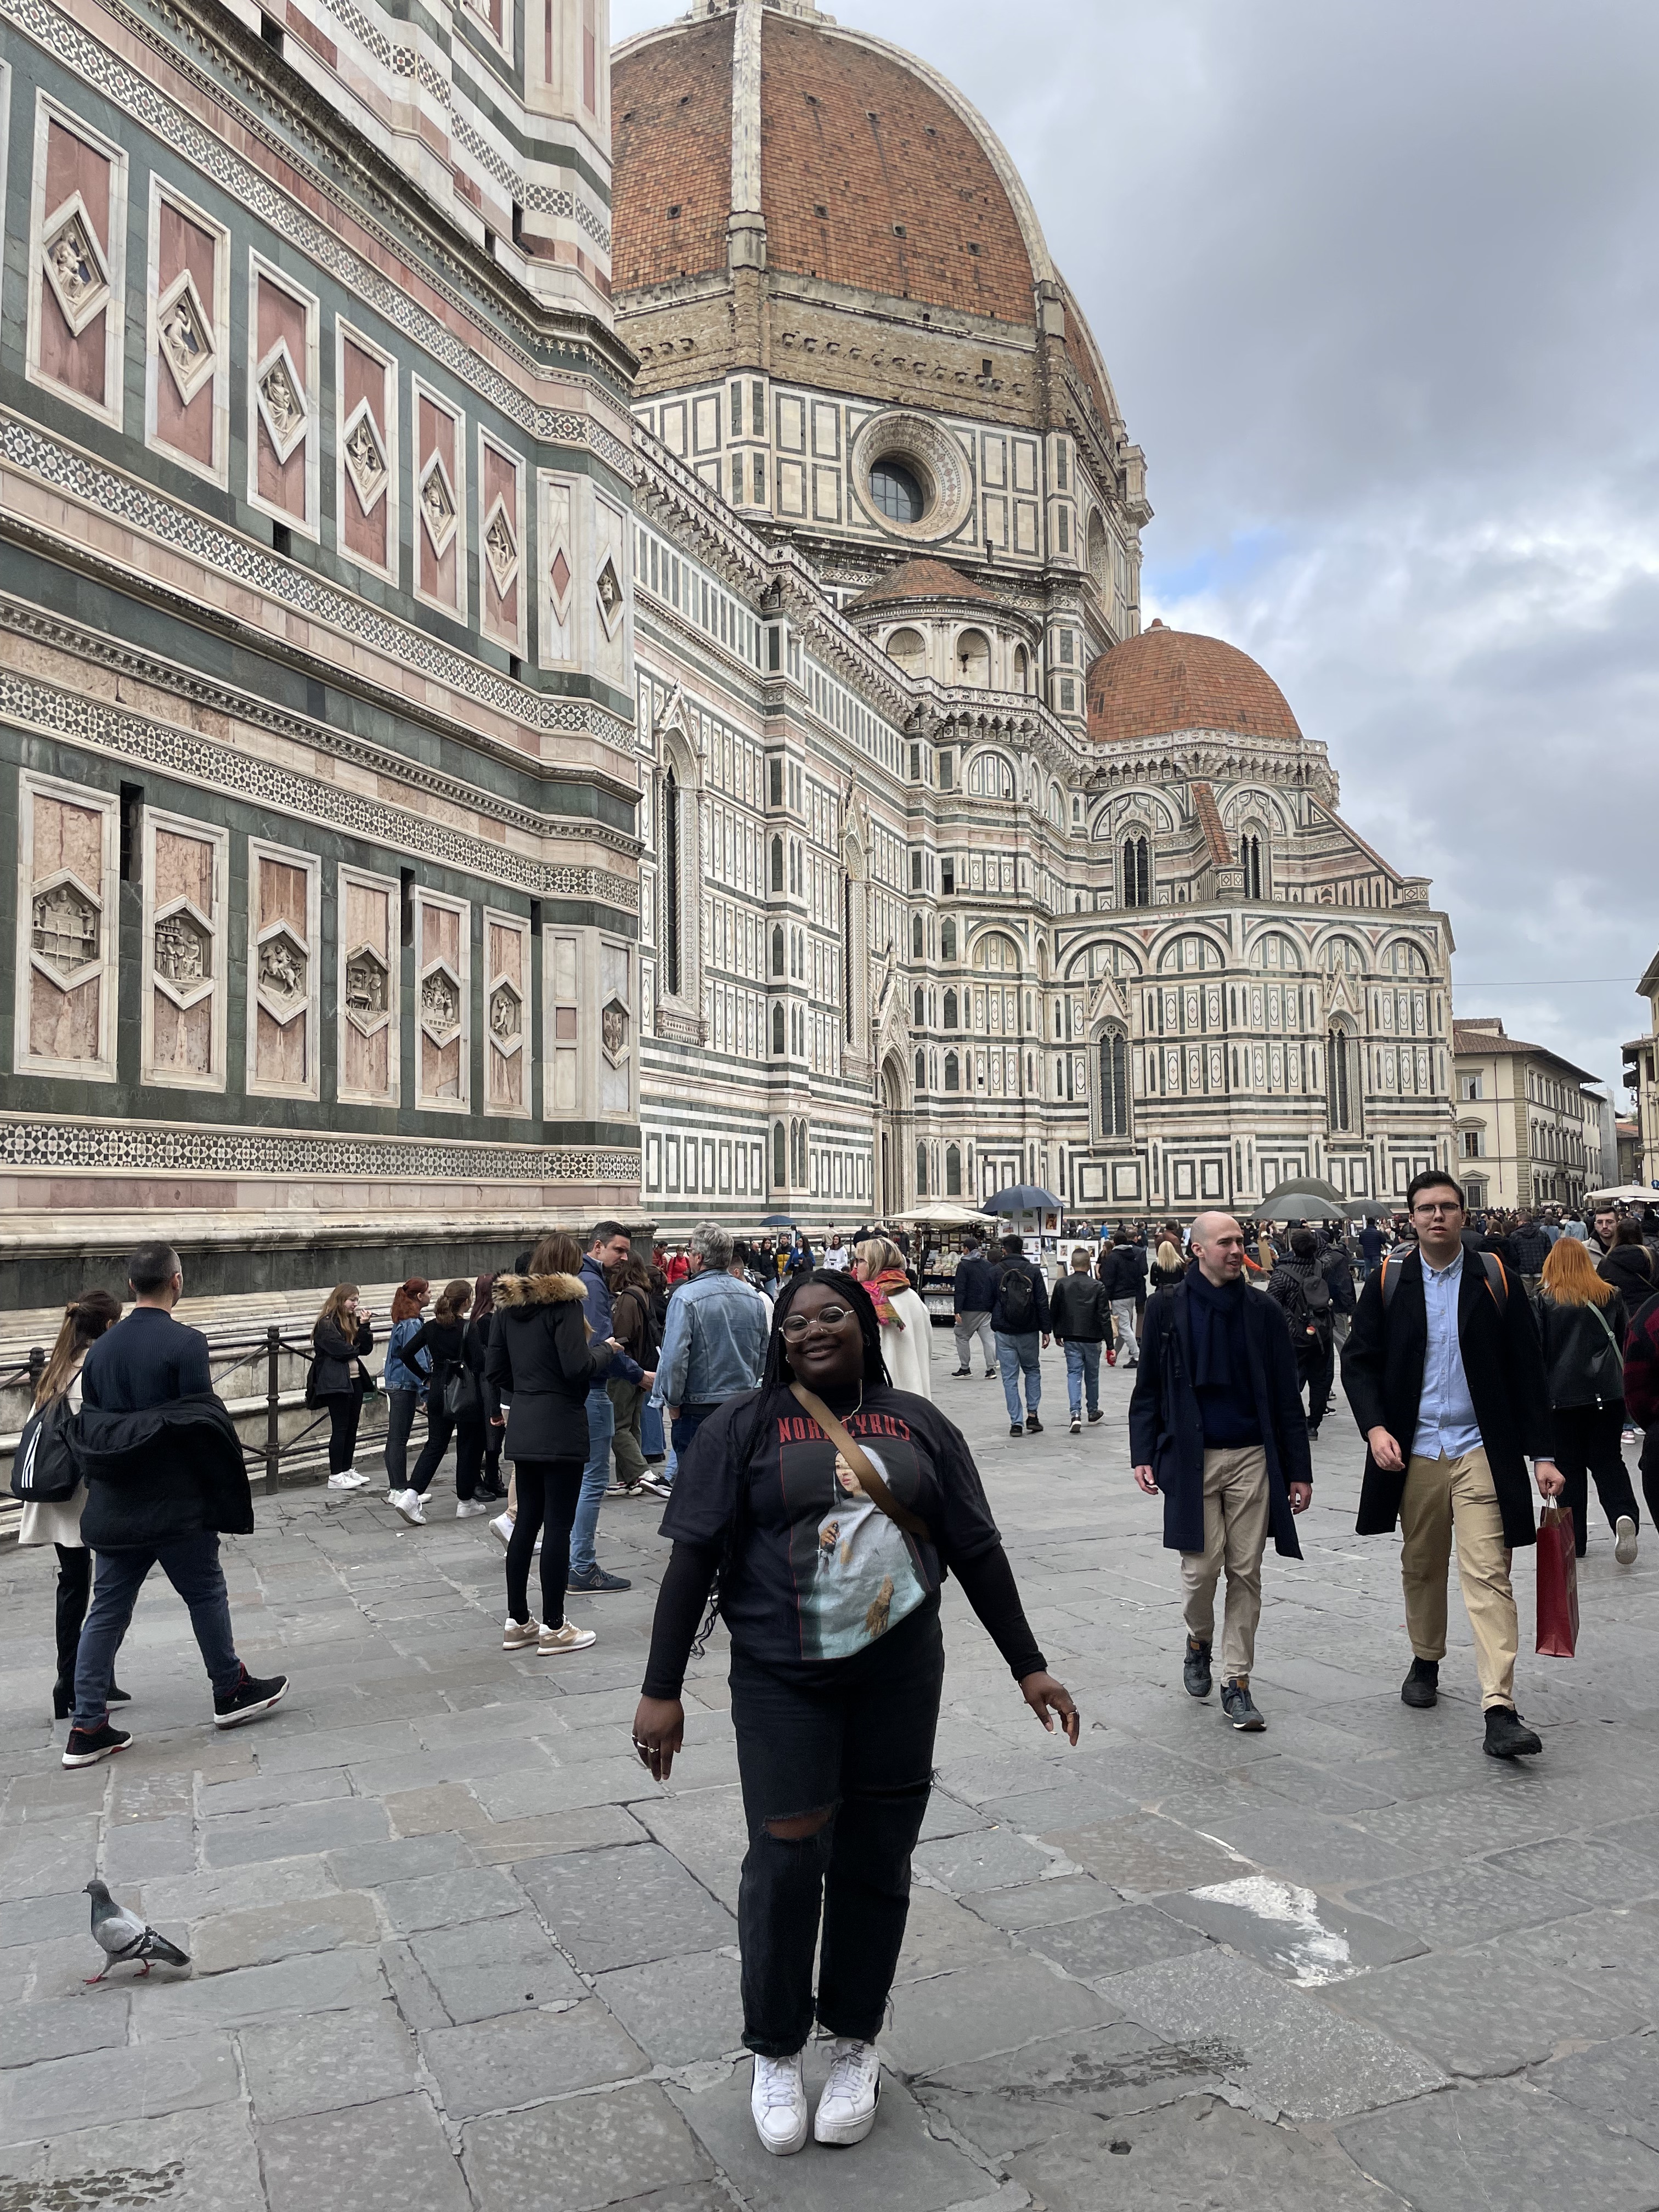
[777, 1413, 930, 1660]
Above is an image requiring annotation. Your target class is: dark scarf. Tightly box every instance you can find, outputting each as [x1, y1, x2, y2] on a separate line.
[1187, 1267, 1247, 1386]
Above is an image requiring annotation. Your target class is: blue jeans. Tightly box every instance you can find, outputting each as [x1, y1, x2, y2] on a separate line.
[74, 1533, 241, 1729]
[1064, 1340, 1102, 1417]
[568, 1384, 615, 1577]
[995, 1331, 1042, 1423]
[669, 1403, 719, 1489]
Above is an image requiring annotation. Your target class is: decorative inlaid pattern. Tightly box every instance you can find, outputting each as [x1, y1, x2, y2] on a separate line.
[0, 1118, 637, 1182]
[0, 0, 626, 467]
[0, 663, 640, 912]
[0, 414, 635, 755]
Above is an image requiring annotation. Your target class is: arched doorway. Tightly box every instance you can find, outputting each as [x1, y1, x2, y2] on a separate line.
[876, 1054, 907, 1220]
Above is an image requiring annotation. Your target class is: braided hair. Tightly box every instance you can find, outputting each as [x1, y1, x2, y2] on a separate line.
[689, 1268, 891, 1656]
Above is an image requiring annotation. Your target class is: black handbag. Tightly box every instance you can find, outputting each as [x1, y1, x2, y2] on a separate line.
[444, 1327, 480, 1419]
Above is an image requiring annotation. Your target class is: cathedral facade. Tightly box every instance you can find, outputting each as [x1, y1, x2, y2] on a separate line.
[0, 0, 1453, 1302]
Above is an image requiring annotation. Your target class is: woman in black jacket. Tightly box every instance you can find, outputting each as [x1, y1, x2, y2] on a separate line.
[397, 1280, 487, 1525]
[1598, 1217, 1657, 1311]
[469, 1273, 506, 1499]
[486, 1233, 616, 1655]
[311, 1285, 375, 1493]
[1538, 1236, 1640, 1562]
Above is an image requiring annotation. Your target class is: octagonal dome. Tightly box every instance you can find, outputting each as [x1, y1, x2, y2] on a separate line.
[1085, 620, 1303, 746]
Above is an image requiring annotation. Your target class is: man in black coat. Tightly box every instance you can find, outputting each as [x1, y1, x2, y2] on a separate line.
[1340, 1170, 1562, 1760]
[64, 1241, 287, 1769]
[950, 1231, 999, 1380]
[1129, 1212, 1312, 1731]
[1098, 1233, 1147, 1367]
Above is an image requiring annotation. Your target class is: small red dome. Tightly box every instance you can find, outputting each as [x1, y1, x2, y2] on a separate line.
[1086, 623, 1302, 745]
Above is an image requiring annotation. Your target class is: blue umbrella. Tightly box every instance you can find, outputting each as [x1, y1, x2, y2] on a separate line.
[758, 1214, 798, 1227]
[983, 1184, 1063, 1213]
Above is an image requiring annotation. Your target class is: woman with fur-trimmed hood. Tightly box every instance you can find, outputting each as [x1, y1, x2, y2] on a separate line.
[486, 1233, 620, 1658]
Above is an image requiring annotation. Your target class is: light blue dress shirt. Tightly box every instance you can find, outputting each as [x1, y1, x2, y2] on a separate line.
[1410, 1250, 1484, 1462]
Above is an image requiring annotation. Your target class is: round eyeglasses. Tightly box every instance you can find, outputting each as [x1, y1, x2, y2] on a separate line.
[780, 1305, 856, 1339]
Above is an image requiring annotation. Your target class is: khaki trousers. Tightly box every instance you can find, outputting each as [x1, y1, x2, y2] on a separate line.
[1398, 1447, 1517, 1711]
[1180, 1446, 1270, 1680]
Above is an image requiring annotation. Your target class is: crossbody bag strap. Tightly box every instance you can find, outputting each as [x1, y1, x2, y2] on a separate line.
[788, 1382, 932, 1543]
[1586, 1299, 1624, 1358]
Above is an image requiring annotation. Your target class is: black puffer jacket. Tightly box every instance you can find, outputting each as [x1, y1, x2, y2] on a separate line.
[311, 1317, 373, 1401]
[1537, 1290, 1629, 1409]
[1098, 1245, 1146, 1301]
[1598, 1244, 1657, 1308]
[485, 1273, 603, 1461]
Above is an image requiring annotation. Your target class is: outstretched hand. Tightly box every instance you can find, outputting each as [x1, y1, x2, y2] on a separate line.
[1020, 1671, 1080, 1746]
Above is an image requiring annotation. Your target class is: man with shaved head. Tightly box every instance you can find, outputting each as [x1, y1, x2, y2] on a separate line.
[1129, 1211, 1312, 1730]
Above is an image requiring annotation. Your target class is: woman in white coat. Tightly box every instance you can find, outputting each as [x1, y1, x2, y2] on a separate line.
[18, 1289, 123, 1719]
[852, 1238, 935, 1400]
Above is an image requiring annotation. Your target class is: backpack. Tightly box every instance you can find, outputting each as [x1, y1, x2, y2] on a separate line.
[9, 1393, 81, 1503]
[998, 1262, 1036, 1331]
[1380, 1249, 1508, 1314]
[1278, 1265, 1332, 1345]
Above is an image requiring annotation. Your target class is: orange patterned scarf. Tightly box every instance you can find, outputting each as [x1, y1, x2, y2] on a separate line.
[864, 1267, 911, 1329]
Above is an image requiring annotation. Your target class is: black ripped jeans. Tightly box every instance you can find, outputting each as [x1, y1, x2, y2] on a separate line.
[729, 1595, 944, 2057]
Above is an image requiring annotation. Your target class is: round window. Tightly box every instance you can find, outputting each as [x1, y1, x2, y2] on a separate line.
[870, 459, 926, 525]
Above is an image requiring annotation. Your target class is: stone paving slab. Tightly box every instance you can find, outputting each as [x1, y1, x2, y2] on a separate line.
[1339, 2079, 1659, 2211]
[7, 1344, 1659, 2209]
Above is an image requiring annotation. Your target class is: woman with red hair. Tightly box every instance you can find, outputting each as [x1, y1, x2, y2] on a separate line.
[1537, 1235, 1639, 1562]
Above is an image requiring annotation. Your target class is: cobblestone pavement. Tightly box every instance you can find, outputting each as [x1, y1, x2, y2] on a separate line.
[5, 1344, 1659, 2212]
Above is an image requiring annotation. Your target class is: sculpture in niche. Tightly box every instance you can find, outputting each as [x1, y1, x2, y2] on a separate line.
[43, 206, 108, 335]
[420, 459, 457, 554]
[596, 557, 623, 630]
[484, 506, 518, 593]
[256, 344, 308, 464]
[343, 413, 387, 510]
[345, 945, 388, 1030]
[154, 910, 209, 987]
[489, 983, 521, 1041]
[601, 996, 629, 1061]
[257, 931, 306, 1009]
[421, 968, 460, 1036]
[31, 883, 99, 975]
[158, 279, 214, 403]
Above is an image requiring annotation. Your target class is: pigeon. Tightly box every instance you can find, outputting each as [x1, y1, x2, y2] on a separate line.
[84, 1880, 190, 1982]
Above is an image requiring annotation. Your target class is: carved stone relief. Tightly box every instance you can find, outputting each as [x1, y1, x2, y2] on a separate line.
[42, 199, 108, 337]
[255, 341, 307, 463]
[345, 944, 389, 1030]
[156, 273, 214, 405]
[154, 907, 210, 990]
[419, 456, 458, 555]
[31, 880, 99, 974]
[421, 966, 460, 1039]
[342, 405, 388, 513]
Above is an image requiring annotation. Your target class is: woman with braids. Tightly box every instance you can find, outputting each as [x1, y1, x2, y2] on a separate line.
[631, 1271, 1077, 2159]
[16, 1289, 124, 1718]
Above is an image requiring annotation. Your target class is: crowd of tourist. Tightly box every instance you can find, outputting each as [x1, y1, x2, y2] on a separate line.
[15, 1177, 1659, 2157]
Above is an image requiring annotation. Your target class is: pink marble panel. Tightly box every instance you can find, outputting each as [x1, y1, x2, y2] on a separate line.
[40, 120, 110, 403]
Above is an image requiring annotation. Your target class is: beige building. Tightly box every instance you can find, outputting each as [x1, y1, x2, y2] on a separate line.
[1453, 1019, 1602, 1211]
[1622, 952, 1659, 1187]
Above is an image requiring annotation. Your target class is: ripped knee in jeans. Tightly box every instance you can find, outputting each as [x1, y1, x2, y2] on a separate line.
[763, 1803, 836, 1842]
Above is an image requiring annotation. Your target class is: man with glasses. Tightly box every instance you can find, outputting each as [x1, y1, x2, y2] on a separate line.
[1342, 1170, 1562, 1760]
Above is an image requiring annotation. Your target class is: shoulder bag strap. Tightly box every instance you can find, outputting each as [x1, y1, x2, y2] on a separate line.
[788, 1383, 932, 1543]
[1585, 1298, 1623, 1358]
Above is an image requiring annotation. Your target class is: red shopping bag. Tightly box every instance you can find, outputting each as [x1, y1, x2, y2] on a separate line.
[1536, 1502, 1578, 1658]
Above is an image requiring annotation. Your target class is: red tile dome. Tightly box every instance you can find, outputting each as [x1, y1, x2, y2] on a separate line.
[1086, 622, 1303, 745]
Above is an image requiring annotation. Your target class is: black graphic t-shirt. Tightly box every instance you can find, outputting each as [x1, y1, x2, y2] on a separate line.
[661, 1385, 1005, 1666]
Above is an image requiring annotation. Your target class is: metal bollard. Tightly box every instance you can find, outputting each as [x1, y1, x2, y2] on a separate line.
[264, 1325, 281, 1497]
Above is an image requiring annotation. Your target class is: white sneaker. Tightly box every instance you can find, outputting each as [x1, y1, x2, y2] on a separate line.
[751, 2050, 809, 2155]
[392, 1489, 426, 1526]
[1616, 1515, 1639, 1565]
[489, 1513, 515, 1549]
[537, 1621, 597, 1656]
[814, 2038, 881, 2145]
[326, 1473, 359, 1491]
[502, 1616, 540, 1650]
[456, 1499, 490, 1517]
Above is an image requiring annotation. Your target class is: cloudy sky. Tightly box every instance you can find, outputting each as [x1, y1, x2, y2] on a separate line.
[613, 0, 1659, 1107]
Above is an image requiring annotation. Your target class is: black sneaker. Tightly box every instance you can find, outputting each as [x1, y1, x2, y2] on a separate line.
[1183, 1637, 1212, 1699]
[1009, 1423, 1024, 1437]
[213, 1669, 290, 1729]
[1025, 1416, 1043, 1435]
[951, 1367, 972, 1378]
[1401, 1657, 1439, 1708]
[1483, 1706, 1542, 1760]
[62, 1722, 131, 1767]
[1220, 1678, 1266, 1731]
[984, 1370, 998, 1381]
[1069, 1415, 1082, 1435]
[1307, 1425, 1321, 1442]
[1087, 1409, 1104, 1425]
[567, 1565, 631, 1593]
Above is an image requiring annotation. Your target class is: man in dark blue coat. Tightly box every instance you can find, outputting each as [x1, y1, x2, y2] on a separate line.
[950, 1232, 999, 1379]
[1129, 1212, 1312, 1731]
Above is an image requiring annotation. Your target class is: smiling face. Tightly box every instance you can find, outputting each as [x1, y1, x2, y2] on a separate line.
[780, 1279, 865, 1393]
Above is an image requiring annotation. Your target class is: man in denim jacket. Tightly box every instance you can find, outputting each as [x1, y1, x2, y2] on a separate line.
[656, 1220, 771, 1488]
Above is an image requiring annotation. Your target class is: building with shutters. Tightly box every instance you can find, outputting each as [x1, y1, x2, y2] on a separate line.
[0, 0, 1455, 1304]
[1452, 1019, 1605, 1213]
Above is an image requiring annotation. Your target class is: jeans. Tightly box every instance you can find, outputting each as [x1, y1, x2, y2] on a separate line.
[953, 1310, 996, 1372]
[995, 1330, 1042, 1423]
[1063, 1340, 1101, 1417]
[505, 1457, 584, 1627]
[1109, 1299, 1139, 1364]
[729, 1600, 944, 2056]
[326, 1393, 362, 1475]
[670, 1403, 718, 1475]
[1550, 1402, 1639, 1555]
[74, 1533, 241, 1728]
[382, 1388, 420, 1489]
[568, 1384, 614, 1577]
[54, 1543, 93, 1697]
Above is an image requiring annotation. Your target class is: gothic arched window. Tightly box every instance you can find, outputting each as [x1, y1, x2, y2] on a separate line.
[943, 988, 958, 1030]
[662, 765, 681, 996]
[1328, 1026, 1353, 1132]
[1121, 835, 1150, 909]
[1099, 1026, 1130, 1137]
[771, 1001, 785, 1054]
[945, 1142, 962, 1195]
[944, 1051, 960, 1092]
